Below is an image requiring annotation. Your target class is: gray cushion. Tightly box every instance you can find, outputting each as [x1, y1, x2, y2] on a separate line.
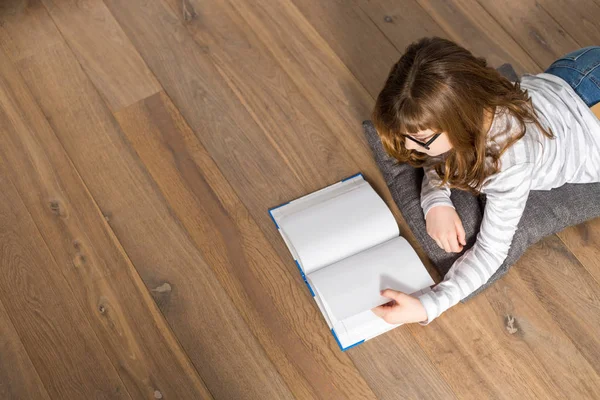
[363, 63, 600, 303]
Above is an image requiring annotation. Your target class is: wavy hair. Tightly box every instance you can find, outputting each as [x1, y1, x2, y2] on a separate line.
[371, 37, 553, 194]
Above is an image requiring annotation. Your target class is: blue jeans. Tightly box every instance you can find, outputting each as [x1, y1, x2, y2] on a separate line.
[544, 46, 600, 108]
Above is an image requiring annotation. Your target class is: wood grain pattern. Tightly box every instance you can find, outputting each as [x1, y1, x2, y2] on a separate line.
[412, 294, 562, 399]
[557, 219, 600, 305]
[535, 0, 600, 48]
[40, 0, 161, 111]
[1, 0, 600, 397]
[0, 32, 213, 399]
[288, 0, 409, 97]
[412, 0, 541, 73]
[353, 0, 447, 53]
[367, 250, 600, 399]
[476, 0, 580, 68]
[226, 0, 378, 134]
[115, 91, 374, 400]
[165, 0, 358, 189]
[0, 162, 129, 399]
[0, 3, 292, 399]
[513, 236, 600, 380]
[103, 0, 307, 218]
[484, 251, 600, 398]
[556, 217, 600, 379]
[0, 296, 50, 399]
[403, 251, 600, 400]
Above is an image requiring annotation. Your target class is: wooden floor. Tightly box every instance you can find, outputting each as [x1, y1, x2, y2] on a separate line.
[1, 0, 600, 398]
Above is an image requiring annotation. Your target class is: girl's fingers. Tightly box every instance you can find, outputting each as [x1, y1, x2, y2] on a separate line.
[455, 219, 467, 246]
[440, 237, 451, 253]
[381, 289, 402, 302]
[448, 234, 461, 253]
[371, 305, 388, 318]
[371, 306, 383, 316]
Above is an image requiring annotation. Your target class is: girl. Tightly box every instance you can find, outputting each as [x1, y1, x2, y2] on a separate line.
[370, 37, 600, 326]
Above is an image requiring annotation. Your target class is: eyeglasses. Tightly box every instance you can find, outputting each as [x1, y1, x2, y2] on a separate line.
[404, 133, 441, 150]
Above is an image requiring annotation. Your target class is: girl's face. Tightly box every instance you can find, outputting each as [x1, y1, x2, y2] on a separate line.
[404, 128, 453, 156]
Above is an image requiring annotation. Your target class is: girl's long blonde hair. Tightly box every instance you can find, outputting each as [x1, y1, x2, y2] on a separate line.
[371, 37, 553, 194]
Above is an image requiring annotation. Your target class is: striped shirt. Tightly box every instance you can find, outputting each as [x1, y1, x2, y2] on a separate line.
[417, 72, 600, 325]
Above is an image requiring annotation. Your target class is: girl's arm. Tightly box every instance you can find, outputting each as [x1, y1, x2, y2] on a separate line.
[421, 165, 454, 218]
[416, 162, 534, 325]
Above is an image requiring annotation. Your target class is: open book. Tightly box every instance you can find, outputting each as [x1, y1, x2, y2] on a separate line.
[268, 173, 435, 351]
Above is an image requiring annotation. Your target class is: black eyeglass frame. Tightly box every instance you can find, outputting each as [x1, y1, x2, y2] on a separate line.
[404, 133, 442, 150]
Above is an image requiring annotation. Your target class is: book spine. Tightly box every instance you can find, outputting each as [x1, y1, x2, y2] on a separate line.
[267, 204, 315, 297]
[293, 259, 315, 297]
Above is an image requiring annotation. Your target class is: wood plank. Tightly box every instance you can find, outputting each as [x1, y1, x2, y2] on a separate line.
[410, 0, 540, 73]
[356, 0, 538, 75]
[0, 4, 293, 399]
[288, 0, 537, 99]
[407, 307, 500, 400]
[285, 0, 408, 97]
[482, 254, 600, 398]
[0, 36, 213, 399]
[0, 161, 129, 399]
[476, 0, 581, 68]
[40, 0, 162, 111]
[535, 0, 600, 48]
[114, 91, 374, 400]
[355, 0, 447, 47]
[512, 235, 600, 379]
[162, 0, 359, 190]
[412, 295, 562, 399]
[102, 0, 313, 214]
[558, 220, 600, 304]
[222, 0, 377, 151]
[2, 0, 595, 398]
[0, 0, 29, 15]
[164, 0, 415, 254]
[342, 334, 457, 399]
[0, 296, 51, 399]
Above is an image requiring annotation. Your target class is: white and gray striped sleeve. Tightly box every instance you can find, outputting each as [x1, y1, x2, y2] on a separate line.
[416, 162, 534, 325]
[421, 165, 454, 218]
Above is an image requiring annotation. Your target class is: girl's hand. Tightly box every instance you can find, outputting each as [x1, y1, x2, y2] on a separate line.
[426, 205, 466, 253]
[371, 289, 428, 324]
